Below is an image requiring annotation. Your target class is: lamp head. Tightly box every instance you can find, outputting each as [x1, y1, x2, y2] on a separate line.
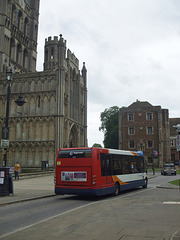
[15, 95, 26, 106]
[6, 68, 13, 81]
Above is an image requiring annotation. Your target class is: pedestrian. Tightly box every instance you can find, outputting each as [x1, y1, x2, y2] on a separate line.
[14, 161, 20, 180]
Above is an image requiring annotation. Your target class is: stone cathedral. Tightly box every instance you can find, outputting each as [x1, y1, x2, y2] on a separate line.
[0, 0, 88, 168]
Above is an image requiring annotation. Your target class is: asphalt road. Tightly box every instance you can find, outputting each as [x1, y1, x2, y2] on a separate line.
[0, 174, 180, 240]
[0, 194, 95, 237]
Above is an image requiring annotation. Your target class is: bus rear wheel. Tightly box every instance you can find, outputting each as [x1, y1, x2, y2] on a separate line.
[142, 178, 148, 188]
[114, 182, 120, 196]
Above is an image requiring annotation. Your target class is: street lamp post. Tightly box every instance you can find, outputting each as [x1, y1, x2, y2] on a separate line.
[2, 69, 26, 167]
[3, 70, 13, 167]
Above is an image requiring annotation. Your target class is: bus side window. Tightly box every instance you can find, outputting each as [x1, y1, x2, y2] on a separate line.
[122, 156, 131, 174]
[106, 158, 111, 176]
[136, 158, 141, 173]
[141, 157, 145, 172]
[134, 157, 142, 173]
[112, 157, 122, 175]
[100, 154, 106, 176]
[130, 156, 144, 173]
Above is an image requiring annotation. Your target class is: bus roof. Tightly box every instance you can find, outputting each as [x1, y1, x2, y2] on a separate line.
[108, 149, 144, 156]
[57, 147, 144, 157]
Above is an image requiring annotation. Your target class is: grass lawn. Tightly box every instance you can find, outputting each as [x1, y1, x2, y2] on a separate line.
[168, 179, 180, 186]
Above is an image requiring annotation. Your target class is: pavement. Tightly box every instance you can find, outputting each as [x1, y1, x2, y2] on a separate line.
[0, 172, 55, 206]
[0, 172, 179, 206]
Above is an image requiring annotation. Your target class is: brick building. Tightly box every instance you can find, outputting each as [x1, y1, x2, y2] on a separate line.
[119, 100, 171, 167]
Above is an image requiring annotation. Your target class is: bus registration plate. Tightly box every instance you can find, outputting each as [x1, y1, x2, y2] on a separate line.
[61, 171, 87, 182]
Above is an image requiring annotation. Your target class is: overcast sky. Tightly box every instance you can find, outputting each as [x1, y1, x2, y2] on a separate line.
[37, 0, 180, 147]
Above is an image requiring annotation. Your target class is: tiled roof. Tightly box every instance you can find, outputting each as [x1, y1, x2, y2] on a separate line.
[128, 101, 152, 109]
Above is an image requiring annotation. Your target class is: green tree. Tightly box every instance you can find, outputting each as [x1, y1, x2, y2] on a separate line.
[99, 106, 119, 149]
[92, 143, 103, 148]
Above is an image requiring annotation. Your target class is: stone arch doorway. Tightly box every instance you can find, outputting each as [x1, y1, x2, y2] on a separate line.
[69, 124, 78, 147]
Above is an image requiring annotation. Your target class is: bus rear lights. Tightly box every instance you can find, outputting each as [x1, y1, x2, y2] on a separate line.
[92, 175, 97, 185]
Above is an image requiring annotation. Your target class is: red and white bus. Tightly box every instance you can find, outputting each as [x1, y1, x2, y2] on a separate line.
[55, 147, 148, 196]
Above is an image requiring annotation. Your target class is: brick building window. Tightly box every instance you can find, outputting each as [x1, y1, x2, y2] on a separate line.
[128, 113, 134, 121]
[129, 127, 135, 135]
[147, 141, 153, 148]
[147, 126, 153, 134]
[171, 154, 175, 161]
[146, 112, 153, 121]
[170, 139, 174, 147]
[129, 140, 134, 149]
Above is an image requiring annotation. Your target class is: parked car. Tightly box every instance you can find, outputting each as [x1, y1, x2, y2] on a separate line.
[161, 163, 176, 175]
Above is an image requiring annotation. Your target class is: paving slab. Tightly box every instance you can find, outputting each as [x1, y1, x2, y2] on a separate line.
[0, 174, 55, 205]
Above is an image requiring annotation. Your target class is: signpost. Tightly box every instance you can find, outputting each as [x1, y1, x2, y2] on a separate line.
[1, 127, 10, 149]
[1, 140, 9, 149]
[1, 127, 10, 166]
[2, 127, 9, 140]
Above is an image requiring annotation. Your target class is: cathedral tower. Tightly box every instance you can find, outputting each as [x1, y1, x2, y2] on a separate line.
[44, 35, 88, 149]
[44, 35, 67, 71]
[0, 0, 40, 73]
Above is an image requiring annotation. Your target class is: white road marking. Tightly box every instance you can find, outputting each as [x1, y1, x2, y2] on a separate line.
[163, 201, 180, 205]
[170, 229, 180, 240]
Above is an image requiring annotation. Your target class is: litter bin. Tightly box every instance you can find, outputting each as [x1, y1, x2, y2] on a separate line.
[0, 167, 10, 196]
[41, 161, 49, 171]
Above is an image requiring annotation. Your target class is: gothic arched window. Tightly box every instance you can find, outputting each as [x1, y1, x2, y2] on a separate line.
[17, 43, 22, 64]
[51, 48, 54, 59]
[23, 48, 28, 68]
[11, 4, 16, 24]
[17, 11, 23, 30]
[24, 17, 29, 35]
[10, 38, 15, 60]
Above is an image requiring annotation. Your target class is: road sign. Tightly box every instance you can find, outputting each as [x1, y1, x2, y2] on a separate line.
[1, 127, 9, 139]
[1, 139, 9, 149]
[153, 150, 158, 158]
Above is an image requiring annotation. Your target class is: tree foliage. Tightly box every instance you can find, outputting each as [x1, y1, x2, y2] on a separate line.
[92, 143, 103, 148]
[99, 106, 119, 149]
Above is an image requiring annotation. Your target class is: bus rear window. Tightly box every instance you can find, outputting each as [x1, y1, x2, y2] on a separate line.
[58, 149, 92, 159]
